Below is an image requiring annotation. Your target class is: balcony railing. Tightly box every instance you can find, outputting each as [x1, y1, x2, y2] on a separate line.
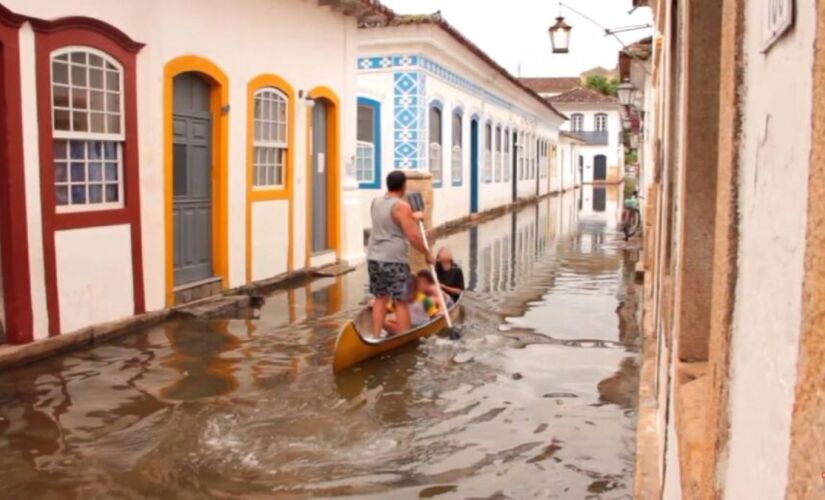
[571, 130, 609, 145]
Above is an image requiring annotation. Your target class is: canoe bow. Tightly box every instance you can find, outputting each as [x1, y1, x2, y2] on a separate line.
[332, 295, 462, 373]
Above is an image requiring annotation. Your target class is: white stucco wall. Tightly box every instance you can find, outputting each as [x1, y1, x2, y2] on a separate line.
[251, 201, 289, 281]
[722, 1, 816, 497]
[6, 0, 363, 335]
[557, 139, 584, 192]
[55, 225, 134, 332]
[17, 24, 50, 340]
[356, 23, 564, 229]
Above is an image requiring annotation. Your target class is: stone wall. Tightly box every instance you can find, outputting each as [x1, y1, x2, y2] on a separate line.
[786, 0, 825, 496]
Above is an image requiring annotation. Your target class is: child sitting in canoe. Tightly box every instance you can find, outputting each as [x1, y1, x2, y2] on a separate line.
[416, 269, 454, 308]
[381, 273, 440, 336]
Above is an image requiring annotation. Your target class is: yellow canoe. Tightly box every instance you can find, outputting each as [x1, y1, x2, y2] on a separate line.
[332, 295, 463, 373]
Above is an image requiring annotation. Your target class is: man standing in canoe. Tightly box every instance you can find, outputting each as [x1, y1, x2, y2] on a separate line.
[367, 171, 434, 338]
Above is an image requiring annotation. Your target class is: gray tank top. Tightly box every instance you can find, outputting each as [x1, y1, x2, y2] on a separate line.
[367, 195, 408, 263]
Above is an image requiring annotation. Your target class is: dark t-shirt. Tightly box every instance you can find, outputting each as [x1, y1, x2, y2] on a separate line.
[436, 263, 465, 301]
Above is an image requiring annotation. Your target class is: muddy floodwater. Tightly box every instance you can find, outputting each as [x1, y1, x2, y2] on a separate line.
[0, 187, 640, 499]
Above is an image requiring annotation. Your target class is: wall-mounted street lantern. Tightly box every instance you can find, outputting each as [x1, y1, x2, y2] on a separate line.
[549, 16, 572, 54]
[617, 79, 637, 107]
[551, 2, 651, 62]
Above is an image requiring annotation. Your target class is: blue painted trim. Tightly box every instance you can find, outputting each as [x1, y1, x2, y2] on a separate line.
[357, 97, 382, 189]
[470, 117, 480, 213]
[358, 54, 559, 125]
[451, 107, 464, 187]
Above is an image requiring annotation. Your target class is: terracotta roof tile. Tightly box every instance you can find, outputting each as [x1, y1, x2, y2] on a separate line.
[519, 77, 581, 95]
[548, 87, 618, 104]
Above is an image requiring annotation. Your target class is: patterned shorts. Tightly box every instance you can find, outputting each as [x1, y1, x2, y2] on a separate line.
[368, 260, 411, 300]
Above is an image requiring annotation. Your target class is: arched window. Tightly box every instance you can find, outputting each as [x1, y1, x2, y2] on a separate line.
[429, 104, 443, 185]
[595, 113, 608, 132]
[518, 131, 525, 180]
[494, 125, 502, 182]
[356, 98, 380, 187]
[451, 109, 463, 185]
[529, 134, 536, 180]
[252, 87, 288, 188]
[51, 48, 124, 209]
[484, 122, 493, 183]
[539, 139, 547, 179]
[503, 128, 510, 182]
[570, 113, 584, 132]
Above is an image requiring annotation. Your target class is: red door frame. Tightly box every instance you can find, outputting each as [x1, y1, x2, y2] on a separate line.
[0, 6, 33, 344]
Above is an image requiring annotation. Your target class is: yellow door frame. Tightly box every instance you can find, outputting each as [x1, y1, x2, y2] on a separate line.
[305, 86, 341, 267]
[163, 55, 230, 306]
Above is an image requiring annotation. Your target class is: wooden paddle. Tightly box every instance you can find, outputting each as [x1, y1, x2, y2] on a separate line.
[407, 192, 454, 331]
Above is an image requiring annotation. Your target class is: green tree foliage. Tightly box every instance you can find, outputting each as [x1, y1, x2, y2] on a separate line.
[584, 75, 619, 96]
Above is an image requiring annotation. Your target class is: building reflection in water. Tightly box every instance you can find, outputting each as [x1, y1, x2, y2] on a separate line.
[159, 319, 241, 401]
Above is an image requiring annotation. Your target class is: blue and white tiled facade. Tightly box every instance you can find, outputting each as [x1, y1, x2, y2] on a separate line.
[392, 71, 427, 169]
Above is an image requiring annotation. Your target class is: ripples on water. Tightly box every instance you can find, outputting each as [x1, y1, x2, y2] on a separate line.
[0, 188, 640, 499]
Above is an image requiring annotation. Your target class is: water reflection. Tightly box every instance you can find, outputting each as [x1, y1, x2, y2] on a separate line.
[0, 186, 640, 499]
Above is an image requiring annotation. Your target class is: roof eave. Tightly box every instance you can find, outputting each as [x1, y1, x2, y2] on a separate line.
[359, 13, 567, 122]
[318, 0, 396, 24]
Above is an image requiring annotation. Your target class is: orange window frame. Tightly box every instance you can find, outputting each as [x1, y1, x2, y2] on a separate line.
[245, 74, 295, 282]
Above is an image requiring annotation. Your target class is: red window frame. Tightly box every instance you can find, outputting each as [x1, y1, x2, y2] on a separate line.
[31, 16, 145, 336]
[0, 6, 33, 344]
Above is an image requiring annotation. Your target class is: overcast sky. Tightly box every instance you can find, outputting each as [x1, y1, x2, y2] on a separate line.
[380, 0, 653, 77]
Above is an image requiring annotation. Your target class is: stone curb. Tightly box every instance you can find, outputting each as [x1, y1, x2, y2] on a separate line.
[0, 310, 170, 372]
[0, 268, 320, 372]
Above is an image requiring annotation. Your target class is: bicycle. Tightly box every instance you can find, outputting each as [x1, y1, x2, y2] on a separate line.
[621, 206, 641, 241]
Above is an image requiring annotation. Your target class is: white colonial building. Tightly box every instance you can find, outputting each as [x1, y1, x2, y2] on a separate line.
[0, 0, 393, 345]
[354, 14, 569, 228]
[554, 131, 585, 193]
[548, 87, 624, 184]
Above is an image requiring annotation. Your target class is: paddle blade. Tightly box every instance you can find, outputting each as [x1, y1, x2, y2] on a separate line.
[407, 191, 425, 212]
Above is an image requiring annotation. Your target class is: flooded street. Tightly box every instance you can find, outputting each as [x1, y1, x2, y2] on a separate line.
[0, 188, 640, 499]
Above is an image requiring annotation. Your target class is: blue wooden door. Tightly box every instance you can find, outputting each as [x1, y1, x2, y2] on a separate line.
[470, 119, 479, 213]
[511, 131, 518, 202]
[311, 100, 330, 253]
[594, 154, 607, 181]
[172, 72, 213, 285]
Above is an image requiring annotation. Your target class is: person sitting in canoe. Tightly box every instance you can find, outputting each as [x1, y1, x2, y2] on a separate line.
[383, 274, 439, 335]
[366, 171, 435, 339]
[416, 269, 454, 308]
[434, 248, 465, 302]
